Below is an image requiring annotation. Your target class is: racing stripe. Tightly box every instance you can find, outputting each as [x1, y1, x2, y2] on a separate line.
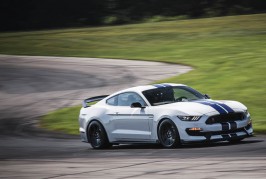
[204, 101, 234, 113]
[161, 84, 172, 87]
[153, 84, 165, 88]
[221, 123, 230, 131]
[229, 122, 237, 130]
[216, 102, 234, 113]
[201, 101, 229, 113]
[195, 101, 228, 114]
[153, 84, 173, 88]
[227, 122, 231, 130]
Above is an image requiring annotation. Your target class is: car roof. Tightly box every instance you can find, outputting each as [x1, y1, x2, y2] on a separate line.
[114, 83, 187, 95]
[95, 83, 187, 106]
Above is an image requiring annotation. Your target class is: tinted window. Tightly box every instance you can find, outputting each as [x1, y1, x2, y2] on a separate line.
[117, 92, 146, 106]
[142, 86, 205, 106]
[106, 95, 118, 106]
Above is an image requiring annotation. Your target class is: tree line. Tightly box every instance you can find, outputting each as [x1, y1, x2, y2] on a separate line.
[0, 0, 265, 31]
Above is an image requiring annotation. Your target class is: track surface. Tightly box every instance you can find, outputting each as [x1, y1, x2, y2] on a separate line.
[0, 135, 265, 179]
[0, 55, 265, 178]
[0, 55, 191, 133]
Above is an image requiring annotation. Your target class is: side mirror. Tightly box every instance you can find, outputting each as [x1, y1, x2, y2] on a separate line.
[131, 102, 145, 108]
[204, 94, 211, 99]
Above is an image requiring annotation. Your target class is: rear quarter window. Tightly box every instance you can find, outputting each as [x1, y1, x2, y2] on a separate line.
[106, 95, 118, 106]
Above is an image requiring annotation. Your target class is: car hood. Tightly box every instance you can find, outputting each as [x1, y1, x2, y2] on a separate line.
[159, 99, 246, 116]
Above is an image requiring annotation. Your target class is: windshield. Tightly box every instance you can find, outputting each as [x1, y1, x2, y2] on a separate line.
[142, 86, 206, 106]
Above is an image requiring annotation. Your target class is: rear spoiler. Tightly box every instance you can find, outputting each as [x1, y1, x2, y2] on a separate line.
[82, 95, 109, 108]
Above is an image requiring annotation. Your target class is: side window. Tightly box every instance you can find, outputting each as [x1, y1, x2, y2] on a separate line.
[117, 92, 146, 107]
[106, 95, 118, 106]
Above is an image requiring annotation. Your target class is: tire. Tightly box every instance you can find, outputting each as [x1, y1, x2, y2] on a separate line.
[88, 121, 110, 149]
[158, 119, 180, 148]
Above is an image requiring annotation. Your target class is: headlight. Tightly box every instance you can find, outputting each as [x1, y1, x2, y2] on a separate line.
[178, 116, 201, 121]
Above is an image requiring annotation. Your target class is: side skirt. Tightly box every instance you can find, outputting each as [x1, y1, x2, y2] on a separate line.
[111, 140, 158, 144]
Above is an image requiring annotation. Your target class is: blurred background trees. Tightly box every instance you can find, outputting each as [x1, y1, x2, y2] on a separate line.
[0, 0, 265, 31]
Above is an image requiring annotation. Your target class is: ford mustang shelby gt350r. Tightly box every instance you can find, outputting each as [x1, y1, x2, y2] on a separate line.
[79, 83, 253, 149]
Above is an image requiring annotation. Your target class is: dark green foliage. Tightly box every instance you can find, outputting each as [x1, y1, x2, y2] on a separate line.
[0, 0, 265, 31]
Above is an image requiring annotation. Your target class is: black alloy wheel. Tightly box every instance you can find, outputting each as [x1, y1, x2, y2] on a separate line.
[88, 121, 110, 149]
[158, 119, 180, 148]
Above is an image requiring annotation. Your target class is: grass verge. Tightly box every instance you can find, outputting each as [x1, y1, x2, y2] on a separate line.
[40, 106, 81, 135]
[1, 14, 265, 134]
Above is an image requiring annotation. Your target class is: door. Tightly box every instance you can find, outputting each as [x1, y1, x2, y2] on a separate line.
[107, 92, 153, 141]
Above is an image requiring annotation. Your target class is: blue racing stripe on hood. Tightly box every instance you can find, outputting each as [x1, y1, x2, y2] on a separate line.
[195, 101, 228, 114]
[204, 101, 234, 113]
[215, 102, 234, 113]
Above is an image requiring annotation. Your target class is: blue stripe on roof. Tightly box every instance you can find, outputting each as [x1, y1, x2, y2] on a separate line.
[162, 84, 172, 87]
[153, 84, 172, 88]
[153, 84, 166, 88]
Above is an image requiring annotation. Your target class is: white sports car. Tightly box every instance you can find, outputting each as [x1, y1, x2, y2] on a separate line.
[79, 83, 253, 149]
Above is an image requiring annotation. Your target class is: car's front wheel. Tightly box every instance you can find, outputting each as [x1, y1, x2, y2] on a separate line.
[158, 119, 180, 148]
[88, 121, 111, 149]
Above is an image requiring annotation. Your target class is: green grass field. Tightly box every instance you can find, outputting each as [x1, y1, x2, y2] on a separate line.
[1, 14, 265, 134]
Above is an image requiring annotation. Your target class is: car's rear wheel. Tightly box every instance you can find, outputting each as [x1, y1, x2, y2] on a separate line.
[88, 121, 110, 149]
[158, 119, 180, 148]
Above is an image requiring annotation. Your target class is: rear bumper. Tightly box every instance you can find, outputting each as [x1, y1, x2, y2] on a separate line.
[80, 132, 88, 142]
[79, 127, 89, 143]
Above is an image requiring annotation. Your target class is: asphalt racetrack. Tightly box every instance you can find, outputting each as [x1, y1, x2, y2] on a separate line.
[0, 55, 191, 133]
[0, 55, 265, 178]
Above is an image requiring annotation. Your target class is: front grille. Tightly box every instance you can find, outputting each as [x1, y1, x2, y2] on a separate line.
[205, 112, 245, 124]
